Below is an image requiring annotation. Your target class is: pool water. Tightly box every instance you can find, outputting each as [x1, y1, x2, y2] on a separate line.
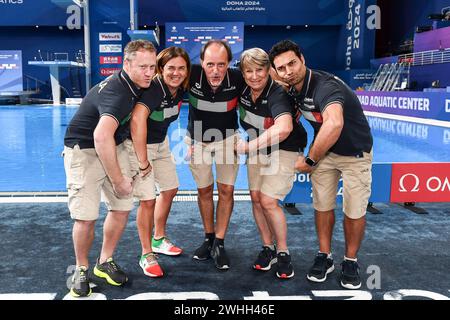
[0, 104, 449, 192]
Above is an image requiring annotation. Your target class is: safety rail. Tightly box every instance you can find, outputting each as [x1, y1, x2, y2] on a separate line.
[398, 48, 450, 66]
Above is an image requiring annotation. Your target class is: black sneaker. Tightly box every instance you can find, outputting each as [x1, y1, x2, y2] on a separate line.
[253, 246, 277, 271]
[70, 266, 92, 297]
[193, 238, 213, 261]
[93, 257, 128, 286]
[340, 259, 362, 289]
[276, 252, 294, 279]
[306, 252, 335, 282]
[211, 240, 230, 270]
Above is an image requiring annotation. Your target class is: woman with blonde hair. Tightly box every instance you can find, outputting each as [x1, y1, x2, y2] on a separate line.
[236, 47, 307, 279]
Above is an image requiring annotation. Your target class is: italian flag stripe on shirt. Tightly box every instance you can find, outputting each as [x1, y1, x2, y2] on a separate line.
[189, 94, 238, 113]
[239, 105, 274, 130]
[301, 110, 323, 123]
[149, 110, 164, 122]
[149, 104, 180, 122]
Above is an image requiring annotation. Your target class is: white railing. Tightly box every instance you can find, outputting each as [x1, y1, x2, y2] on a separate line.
[398, 48, 450, 66]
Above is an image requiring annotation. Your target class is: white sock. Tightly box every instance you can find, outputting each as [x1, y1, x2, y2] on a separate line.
[344, 255, 357, 262]
[264, 244, 275, 251]
[277, 249, 290, 255]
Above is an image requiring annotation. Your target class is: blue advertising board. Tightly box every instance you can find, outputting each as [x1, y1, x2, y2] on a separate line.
[141, 0, 344, 26]
[338, 0, 377, 70]
[165, 22, 244, 64]
[356, 91, 450, 122]
[283, 163, 392, 204]
[0, 50, 23, 92]
[89, 0, 131, 86]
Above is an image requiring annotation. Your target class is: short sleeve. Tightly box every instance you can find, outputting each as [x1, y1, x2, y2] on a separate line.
[269, 86, 294, 120]
[97, 81, 129, 124]
[314, 79, 345, 113]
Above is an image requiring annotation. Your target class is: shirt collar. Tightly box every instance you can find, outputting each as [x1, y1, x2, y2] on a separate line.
[200, 68, 231, 93]
[119, 70, 143, 98]
[156, 74, 184, 100]
[289, 68, 311, 99]
[243, 76, 274, 102]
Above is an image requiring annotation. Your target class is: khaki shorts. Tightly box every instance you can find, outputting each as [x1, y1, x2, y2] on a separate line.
[63, 142, 134, 221]
[310, 150, 373, 219]
[126, 137, 179, 201]
[247, 150, 299, 201]
[186, 134, 239, 188]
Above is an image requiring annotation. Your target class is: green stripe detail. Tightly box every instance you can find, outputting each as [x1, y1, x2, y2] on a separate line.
[189, 94, 198, 108]
[120, 112, 132, 126]
[149, 110, 164, 122]
[149, 104, 180, 122]
[239, 106, 269, 130]
[239, 104, 246, 120]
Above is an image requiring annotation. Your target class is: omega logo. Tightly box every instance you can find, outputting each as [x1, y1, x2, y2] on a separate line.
[399, 173, 450, 193]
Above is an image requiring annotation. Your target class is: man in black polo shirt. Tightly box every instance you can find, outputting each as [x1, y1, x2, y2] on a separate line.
[63, 40, 156, 297]
[186, 40, 245, 270]
[269, 40, 373, 289]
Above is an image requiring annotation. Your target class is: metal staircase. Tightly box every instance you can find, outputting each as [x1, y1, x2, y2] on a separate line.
[368, 62, 411, 91]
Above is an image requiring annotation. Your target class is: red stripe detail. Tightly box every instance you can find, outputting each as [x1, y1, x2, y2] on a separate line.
[227, 97, 238, 111]
[263, 117, 274, 129]
[177, 101, 182, 111]
[312, 112, 323, 123]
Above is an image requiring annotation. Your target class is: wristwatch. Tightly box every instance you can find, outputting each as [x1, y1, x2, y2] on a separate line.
[304, 156, 317, 167]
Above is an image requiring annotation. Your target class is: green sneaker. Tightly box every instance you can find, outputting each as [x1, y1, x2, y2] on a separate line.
[152, 236, 183, 256]
[139, 252, 164, 277]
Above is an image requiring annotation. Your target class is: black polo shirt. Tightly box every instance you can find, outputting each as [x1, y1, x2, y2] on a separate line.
[187, 64, 245, 143]
[239, 77, 307, 154]
[136, 75, 185, 144]
[289, 68, 373, 156]
[64, 70, 142, 149]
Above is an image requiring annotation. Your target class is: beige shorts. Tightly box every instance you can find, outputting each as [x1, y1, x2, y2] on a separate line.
[126, 137, 179, 201]
[247, 150, 299, 200]
[186, 134, 239, 189]
[63, 142, 134, 221]
[310, 150, 373, 219]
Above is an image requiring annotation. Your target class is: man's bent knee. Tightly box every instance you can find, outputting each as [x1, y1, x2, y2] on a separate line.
[217, 183, 234, 199]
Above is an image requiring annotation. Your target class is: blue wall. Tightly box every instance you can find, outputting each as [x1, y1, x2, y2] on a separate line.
[243, 26, 342, 71]
[410, 63, 450, 90]
[0, 27, 85, 100]
[153, 25, 342, 72]
[1, 0, 74, 26]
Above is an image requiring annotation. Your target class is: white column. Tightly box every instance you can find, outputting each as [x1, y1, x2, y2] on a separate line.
[49, 65, 61, 105]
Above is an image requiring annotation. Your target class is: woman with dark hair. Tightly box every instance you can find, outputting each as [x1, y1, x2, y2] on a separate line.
[129, 46, 191, 278]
